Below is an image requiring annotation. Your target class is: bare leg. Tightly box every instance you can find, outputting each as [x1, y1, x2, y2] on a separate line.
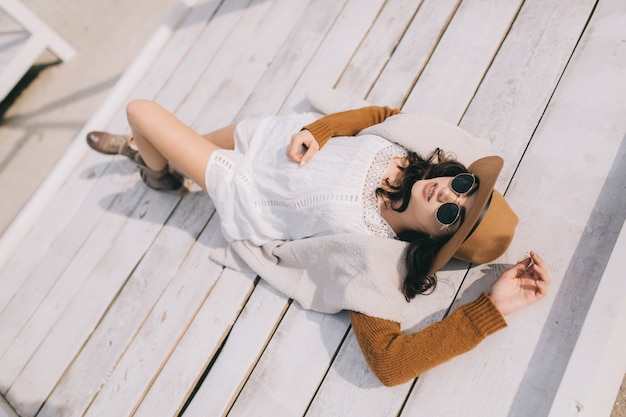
[201, 126, 235, 149]
[125, 99, 235, 191]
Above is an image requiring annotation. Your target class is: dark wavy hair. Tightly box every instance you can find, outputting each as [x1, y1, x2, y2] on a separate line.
[376, 148, 470, 301]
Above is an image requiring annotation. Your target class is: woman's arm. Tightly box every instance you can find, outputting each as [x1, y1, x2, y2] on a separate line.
[352, 252, 549, 387]
[350, 293, 506, 387]
[286, 106, 400, 164]
[304, 106, 400, 147]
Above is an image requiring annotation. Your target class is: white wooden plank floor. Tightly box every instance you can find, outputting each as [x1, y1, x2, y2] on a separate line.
[1, 0, 625, 416]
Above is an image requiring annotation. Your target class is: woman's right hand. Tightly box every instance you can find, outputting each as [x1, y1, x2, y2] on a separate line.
[489, 251, 550, 316]
[286, 129, 320, 165]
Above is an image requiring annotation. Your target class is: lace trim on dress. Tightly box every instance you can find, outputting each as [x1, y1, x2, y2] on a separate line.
[362, 143, 407, 238]
[212, 153, 253, 187]
[254, 193, 359, 209]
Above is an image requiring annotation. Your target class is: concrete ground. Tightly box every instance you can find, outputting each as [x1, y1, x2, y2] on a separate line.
[0, 0, 176, 235]
[0, 1, 624, 416]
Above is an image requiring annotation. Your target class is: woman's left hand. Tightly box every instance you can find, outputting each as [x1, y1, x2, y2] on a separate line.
[489, 251, 550, 316]
[286, 129, 320, 165]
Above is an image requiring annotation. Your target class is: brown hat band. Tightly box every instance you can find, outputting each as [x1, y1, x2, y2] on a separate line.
[464, 192, 493, 242]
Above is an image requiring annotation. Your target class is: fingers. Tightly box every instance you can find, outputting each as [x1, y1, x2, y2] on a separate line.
[535, 277, 549, 297]
[525, 252, 550, 284]
[511, 256, 533, 278]
[520, 251, 550, 298]
[286, 130, 319, 164]
[515, 254, 533, 269]
[299, 145, 319, 165]
[286, 134, 303, 163]
[529, 252, 548, 280]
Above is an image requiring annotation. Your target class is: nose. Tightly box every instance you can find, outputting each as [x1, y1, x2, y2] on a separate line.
[438, 187, 458, 203]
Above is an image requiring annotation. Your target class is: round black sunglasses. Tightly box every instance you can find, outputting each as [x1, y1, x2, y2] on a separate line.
[436, 173, 478, 226]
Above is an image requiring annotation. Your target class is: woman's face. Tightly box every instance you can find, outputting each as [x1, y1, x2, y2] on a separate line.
[408, 176, 478, 238]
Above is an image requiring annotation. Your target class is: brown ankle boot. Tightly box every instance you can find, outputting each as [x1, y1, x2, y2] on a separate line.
[86, 131, 138, 162]
[136, 156, 186, 192]
[88, 131, 186, 192]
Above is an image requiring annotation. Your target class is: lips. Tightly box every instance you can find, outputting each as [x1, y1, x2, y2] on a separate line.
[424, 183, 437, 201]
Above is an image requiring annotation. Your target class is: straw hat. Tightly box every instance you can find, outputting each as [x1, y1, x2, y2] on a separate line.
[430, 156, 518, 273]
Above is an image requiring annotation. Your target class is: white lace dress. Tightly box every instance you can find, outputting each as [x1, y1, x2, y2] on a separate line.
[204, 113, 407, 245]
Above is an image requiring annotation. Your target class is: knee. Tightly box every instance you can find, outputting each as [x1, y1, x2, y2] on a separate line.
[126, 99, 156, 124]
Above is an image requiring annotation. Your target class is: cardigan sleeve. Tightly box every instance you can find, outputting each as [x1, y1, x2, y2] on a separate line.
[349, 293, 507, 387]
[303, 106, 400, 148]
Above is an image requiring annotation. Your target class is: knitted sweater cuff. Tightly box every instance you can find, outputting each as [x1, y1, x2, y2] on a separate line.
[464, 293, 508, 337]
[302, 122, 333, 148]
